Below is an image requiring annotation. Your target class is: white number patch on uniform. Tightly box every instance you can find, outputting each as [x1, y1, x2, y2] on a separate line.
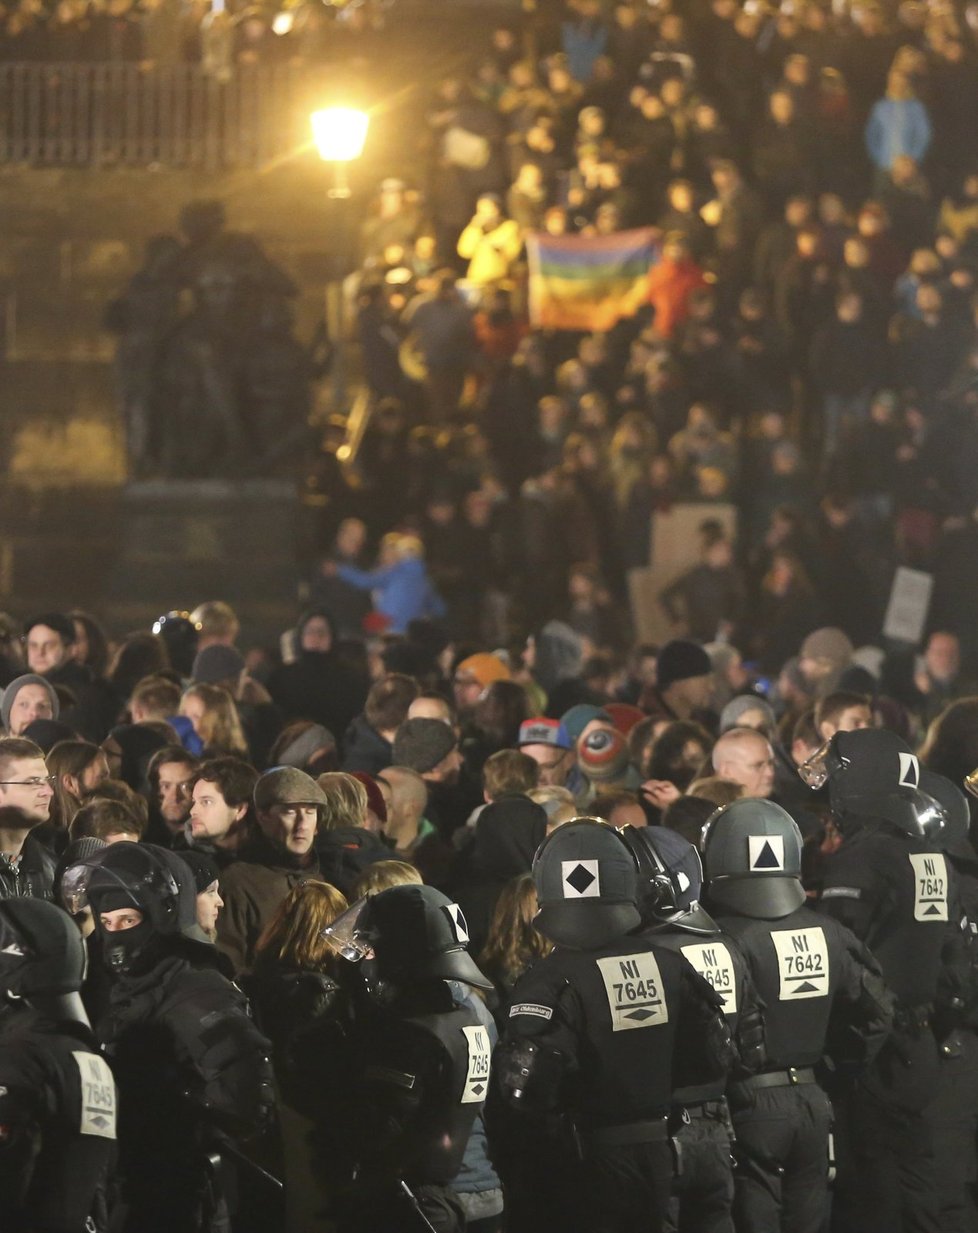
[461, 1025, 491, 1104]
[909, 853, 949, 922]
[72, 1052, 116, 1139]
[680, 941, 739, 1015]
[771, 927, 830, 1001]
[596, 953, 669, 1031]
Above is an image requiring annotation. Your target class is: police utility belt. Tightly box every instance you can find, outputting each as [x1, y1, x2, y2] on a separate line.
[581, 1116, 670, 1149]
[731, 1066, 817, 1093]
[679, 1099, 729, 1121]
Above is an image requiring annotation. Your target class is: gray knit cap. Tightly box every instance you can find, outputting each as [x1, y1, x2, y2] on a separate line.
[719, 695, 777, 734]
[1, 674, 60, 732]
[275, 724, 336, 770]
[392, 718, 457, 774]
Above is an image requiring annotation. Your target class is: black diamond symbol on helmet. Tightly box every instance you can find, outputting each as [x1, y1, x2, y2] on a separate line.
[566, 863, 596, 895]
[471, 1083, 485, 1096]
[624, 1008, 656, 1021]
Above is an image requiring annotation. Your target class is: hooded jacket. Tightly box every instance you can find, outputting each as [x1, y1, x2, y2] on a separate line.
[451, 795, 548, 957]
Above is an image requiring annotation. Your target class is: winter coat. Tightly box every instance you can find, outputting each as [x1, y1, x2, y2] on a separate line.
[216, 833, 321, 976]
[864, 97, 931, 170]
[336, 557, 446, 634]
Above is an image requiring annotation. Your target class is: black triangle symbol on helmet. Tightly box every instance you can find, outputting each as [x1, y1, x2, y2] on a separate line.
[752, 841, 781, 869]
[793, 981, 819, 994]
[922, 904, 942, 916]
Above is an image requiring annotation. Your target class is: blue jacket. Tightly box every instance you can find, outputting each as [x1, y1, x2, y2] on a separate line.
[449, 983, 502, 1198]
[864, 98, 931, 170]
[336, 556, 446, 634]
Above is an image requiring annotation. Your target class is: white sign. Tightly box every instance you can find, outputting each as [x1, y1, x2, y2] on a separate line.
[909, 853, 949, 922]
[596, 952, 669, 1031]
[460, 1024, 491, 1104]
[883, 567, 933, 644]
[771, 927, 830, 1001]
[73, 1052, 117, 1139]
[680, 941, 739, 1014]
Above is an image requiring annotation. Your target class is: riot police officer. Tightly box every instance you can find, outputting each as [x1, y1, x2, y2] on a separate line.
[701, 798, 893, 1233]
[491, 818, 734, 1233]
[0, 896, 116, 1233]
[80, 841, 275, 1233]
[621, 823, 762, 1233]
[294, 882, 495, 1233]
[920, 768, 978, 1233]
[812, 728, 962, 1233]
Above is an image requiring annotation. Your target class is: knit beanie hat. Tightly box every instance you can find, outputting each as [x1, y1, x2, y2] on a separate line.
[719, 695, 777, 734]
[800, 627, 853, 671]
[177, 849, 220, 894]
[604, 703, 646, 735]
[1, 674, 60, 732]
[192, 645, 245, 685]
[21, 718, 76, 754]
[275, 724, 336, 770]
[455, 653, 511, 687]
[561, 703, 613, 745]
[578, 727, 632, 783]
[392, 718, 458, 774]
[656, 640, 712, 690]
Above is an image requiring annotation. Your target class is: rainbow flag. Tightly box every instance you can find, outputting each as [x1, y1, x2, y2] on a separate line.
[526, 228, 657, 332]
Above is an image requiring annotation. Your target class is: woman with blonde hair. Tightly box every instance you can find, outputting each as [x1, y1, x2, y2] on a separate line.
[247, 879, 349, 1233]
[479, 872, 553, 1017]
[179, 683, 249, 759]
[316, 770, 391, 896]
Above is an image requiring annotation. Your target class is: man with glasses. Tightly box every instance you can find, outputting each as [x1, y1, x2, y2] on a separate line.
[0, 737, 56, 900]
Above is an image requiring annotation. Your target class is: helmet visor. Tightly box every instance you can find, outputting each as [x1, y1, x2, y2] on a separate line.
[321, 896, 373, 963]
[799, 740, 845, 789]
[60, 863, 95, 915]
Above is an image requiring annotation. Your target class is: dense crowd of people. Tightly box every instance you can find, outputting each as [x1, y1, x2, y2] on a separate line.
[0, 0, 386, 67]
[0, 595, 978, 1230]
[10, 0, 978, 1230]
[301, 0, 978, 671]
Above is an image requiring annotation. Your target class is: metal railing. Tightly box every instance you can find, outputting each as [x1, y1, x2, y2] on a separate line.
[0, 63, 325, 168]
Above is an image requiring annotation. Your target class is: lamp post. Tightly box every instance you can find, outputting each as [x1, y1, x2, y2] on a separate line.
[310, 107, 370, 415]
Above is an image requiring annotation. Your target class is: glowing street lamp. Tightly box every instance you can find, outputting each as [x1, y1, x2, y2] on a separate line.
[310, 107, 369, 415]
[310, 108, 369, 197]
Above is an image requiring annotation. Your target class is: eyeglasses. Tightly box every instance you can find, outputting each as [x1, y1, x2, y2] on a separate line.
[0, 776, 56, 787]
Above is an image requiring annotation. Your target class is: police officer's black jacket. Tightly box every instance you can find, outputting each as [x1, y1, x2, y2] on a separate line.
[0, 1001, 116, 1233]
[290, 978, 489, 1190]
[501, 932, 732, 1127]
[95, 938, 273, 1206]
[644, 921, 760, 1103]
[819, 821, 963, 1009]
[710, 902, 893, 1072]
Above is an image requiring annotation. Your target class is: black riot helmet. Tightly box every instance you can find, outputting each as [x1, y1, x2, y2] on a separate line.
[532, 817, 641, 949]
[815, 729, 946, 839]
[701, 798, 806, 920]
[921, 768, 975, 859]
[619, 824, 718, 935]
[0, 897, 89, 1026]
[83, 842, 201, 974]
[326, 885, 493, 992]
[151, 610, 200, 678]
